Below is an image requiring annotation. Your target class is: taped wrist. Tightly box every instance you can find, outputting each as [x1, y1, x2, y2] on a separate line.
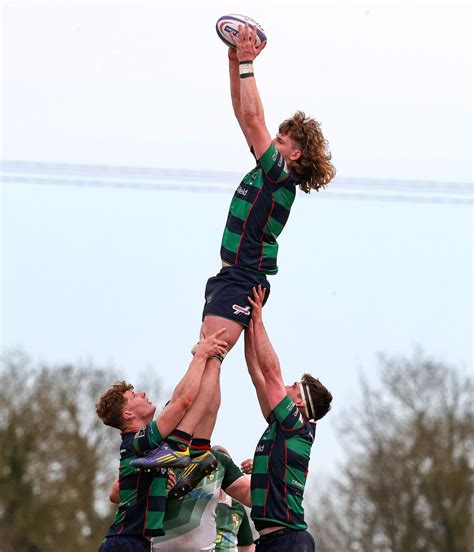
[239, 60, 254, 78]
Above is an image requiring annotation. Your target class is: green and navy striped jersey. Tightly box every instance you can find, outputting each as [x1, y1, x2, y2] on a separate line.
[215, 498, 254, 550]
[220, 144, 300, 275]
[250, 395, 316, 531]
[106, 421, 168, 538]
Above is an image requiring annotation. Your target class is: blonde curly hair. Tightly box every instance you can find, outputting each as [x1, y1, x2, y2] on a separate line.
[279, 111, 336, 193]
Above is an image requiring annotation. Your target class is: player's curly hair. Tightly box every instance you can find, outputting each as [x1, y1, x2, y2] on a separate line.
[279, 111, 336, 193]
[302, 373, 333, 421]
[96, 380, 134, 430]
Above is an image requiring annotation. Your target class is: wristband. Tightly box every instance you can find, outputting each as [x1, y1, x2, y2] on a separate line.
[239, 60, 254, 79]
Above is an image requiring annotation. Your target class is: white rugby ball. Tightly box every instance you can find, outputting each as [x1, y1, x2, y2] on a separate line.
[215, 14, 267, 49]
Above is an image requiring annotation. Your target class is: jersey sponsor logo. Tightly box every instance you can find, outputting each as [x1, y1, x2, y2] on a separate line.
[277, 155, 283, 167]
[232, 304, 250, 316]
[236, 185, 249, 197]
[291, 479, 305, 490]
[272, 151, 277, 161]
[256, 444, 265, 453]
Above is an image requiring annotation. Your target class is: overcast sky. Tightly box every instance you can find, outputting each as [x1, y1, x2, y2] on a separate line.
[1, 0, 472, 486]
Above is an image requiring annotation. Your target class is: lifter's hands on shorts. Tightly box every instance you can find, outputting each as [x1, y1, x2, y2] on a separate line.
[193, 328, 228, 360]
[248, 285, 266, 323]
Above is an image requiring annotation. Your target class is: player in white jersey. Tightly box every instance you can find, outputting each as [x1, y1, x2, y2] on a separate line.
[152, 449, 251, 552]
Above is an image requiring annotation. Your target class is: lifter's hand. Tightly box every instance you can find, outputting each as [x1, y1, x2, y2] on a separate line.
[231, 23, 266, 62]
[167, 469, 176, 491]
[248, 285, 266, 323]
[240, 458, 253, 475]
[193, 328, 228, 360]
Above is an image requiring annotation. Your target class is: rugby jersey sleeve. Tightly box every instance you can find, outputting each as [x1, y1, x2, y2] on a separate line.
[258, 143, 290, 183]
[272, 395, 305, 432]
[132, 421, 165, 455]
[218, 452, 245, 490]
[236, 503, 254, 545]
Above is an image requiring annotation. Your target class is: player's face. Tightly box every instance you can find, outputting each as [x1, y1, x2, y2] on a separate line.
[272, 133, 301, 162]
[123, 389, 156, 422]
[285, 381, 303, 404]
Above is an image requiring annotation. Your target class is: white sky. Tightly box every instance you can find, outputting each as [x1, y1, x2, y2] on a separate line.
[1, 0, 473, 486]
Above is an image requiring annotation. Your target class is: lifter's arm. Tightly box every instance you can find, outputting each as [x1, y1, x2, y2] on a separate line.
[244, 323, 271, 419]
[156, 329, 228, 438]
[247, 286, 287, 411]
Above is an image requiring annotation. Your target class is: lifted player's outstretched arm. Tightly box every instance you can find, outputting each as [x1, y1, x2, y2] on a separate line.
[230, 24, 270, 159]
[247, 286, 287, 411]
[228, 47, 251, 147]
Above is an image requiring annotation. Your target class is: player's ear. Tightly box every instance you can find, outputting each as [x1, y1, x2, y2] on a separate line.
[290, 149, 301, 161]
[122, 409, 134, 421]
[295, 397, 305, 408]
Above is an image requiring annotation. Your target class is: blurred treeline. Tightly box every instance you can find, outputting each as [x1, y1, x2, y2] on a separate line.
[0, 350, 472, 551]
[308, 351, 473, 552]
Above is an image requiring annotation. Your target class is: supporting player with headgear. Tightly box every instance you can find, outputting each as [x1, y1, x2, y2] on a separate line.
[245, 285, 333, 551]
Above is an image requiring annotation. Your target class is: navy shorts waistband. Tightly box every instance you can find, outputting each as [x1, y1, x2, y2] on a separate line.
[255, 528, 295, 544]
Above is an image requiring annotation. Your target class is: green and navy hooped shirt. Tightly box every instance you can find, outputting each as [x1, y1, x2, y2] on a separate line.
[251, 395, 316, 531]
[106, 421, 168, 538]
[220, 144, 300, 275]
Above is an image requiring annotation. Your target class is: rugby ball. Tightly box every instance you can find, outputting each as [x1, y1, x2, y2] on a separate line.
[215, 14, 267, 49]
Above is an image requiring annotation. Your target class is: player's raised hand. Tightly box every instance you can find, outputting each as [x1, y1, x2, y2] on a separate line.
[194, 327, 228, 359]
[248, 285, 266, 322]
[240, 458, 253, 474]
[231, 23, 267, 62]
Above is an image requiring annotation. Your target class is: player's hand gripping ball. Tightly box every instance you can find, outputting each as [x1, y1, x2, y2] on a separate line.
[216, 14, 267, 48]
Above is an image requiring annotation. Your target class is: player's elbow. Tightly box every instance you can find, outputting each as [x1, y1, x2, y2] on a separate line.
[242, 110, 262, 130]
[109, 480, 120, 504]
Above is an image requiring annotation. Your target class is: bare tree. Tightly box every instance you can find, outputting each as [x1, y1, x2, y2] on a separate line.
[0, 350, 164, 551]
[308, 350, 474, 552]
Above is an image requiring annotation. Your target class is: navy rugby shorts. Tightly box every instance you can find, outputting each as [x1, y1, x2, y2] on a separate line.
[254, 528, 315, 551]
[99, 535, 152, 552]
[202, 265, 270, 328]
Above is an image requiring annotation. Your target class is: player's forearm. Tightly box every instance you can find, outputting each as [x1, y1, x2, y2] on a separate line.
[252, 319, 281, 380]
[170, 354, 208, 407]
[229, 58, 242, 118]
[239, 74, 265, 126]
